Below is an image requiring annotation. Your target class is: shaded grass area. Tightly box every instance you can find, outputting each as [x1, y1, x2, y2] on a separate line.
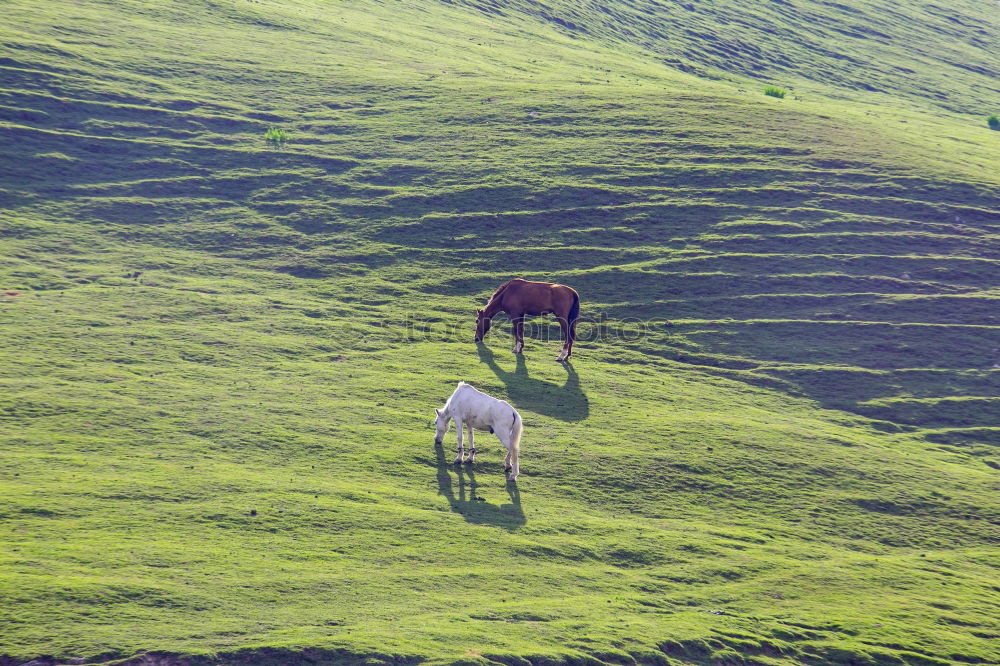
[1, 1, 1000, 665]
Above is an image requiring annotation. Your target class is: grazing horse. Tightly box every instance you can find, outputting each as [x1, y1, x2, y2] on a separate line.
[435, 382, 522, 481]
[475, 278, 580, 361]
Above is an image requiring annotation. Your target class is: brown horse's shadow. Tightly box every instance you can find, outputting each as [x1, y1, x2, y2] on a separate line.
[477, 343, 589, 422]
[434, 439, 525, 531]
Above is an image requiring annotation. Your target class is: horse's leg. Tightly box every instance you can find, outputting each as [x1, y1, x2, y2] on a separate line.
[466, 423, 476, 464]
[512, 315, 524, 354]
[453, 417, 465, 464]
[499, 425, 519, 481]
[565, 318, 577, 360]
[498, 429, 512, 472]
[556, 316, 570, 362]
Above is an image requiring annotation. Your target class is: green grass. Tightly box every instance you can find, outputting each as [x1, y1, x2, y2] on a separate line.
[1, 1, 999, 665]
[763, 86, 787, 99]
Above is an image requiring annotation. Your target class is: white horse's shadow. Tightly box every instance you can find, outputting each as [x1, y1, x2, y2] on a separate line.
[433, 439, 525, 530]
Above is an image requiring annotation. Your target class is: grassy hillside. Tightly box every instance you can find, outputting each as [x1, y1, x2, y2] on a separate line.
[441, 0, 1000, 115]
[1, 1, 998, 665]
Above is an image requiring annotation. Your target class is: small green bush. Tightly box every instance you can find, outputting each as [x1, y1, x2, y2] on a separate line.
[763, 86, 787, 99]
[988, 115, 1000, 130]
[264, 126, 288, 146]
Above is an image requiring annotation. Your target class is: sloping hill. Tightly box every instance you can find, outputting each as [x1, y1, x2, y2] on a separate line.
[1, 1, 998, 665]
[443, 0, 1000, 114]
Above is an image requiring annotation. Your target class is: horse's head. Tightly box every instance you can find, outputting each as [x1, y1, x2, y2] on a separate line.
[474, 308, 491, 342]
[434, 408, 450, 444]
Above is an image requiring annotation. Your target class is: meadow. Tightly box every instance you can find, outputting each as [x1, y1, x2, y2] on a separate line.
[1, 1, 998, 665]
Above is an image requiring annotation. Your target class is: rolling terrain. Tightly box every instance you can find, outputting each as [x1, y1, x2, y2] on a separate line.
[1, 1, 998, 665]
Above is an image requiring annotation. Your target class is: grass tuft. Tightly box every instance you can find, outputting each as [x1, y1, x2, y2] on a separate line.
[988, 115, 1000, 130]
[264, 126, 288, 146]
[763, 85, 787, 98]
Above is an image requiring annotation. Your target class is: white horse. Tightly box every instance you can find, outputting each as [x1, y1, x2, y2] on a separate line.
[434, 382, 522, 481]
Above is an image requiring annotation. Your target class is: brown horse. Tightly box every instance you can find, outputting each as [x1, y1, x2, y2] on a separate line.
[475, 278, 581, 361]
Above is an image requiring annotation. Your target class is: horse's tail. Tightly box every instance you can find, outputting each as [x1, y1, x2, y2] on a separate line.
[568, 289, 580, 339]
[510, 410, 522, 456]
[509, 409, 522, 477]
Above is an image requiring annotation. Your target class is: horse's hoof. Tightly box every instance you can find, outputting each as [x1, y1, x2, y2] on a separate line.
[453, 459, 463, 465]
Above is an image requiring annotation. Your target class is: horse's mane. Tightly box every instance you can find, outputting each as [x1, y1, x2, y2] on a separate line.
[485, 280, 514, 306]
[442, 381, 470, 412]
